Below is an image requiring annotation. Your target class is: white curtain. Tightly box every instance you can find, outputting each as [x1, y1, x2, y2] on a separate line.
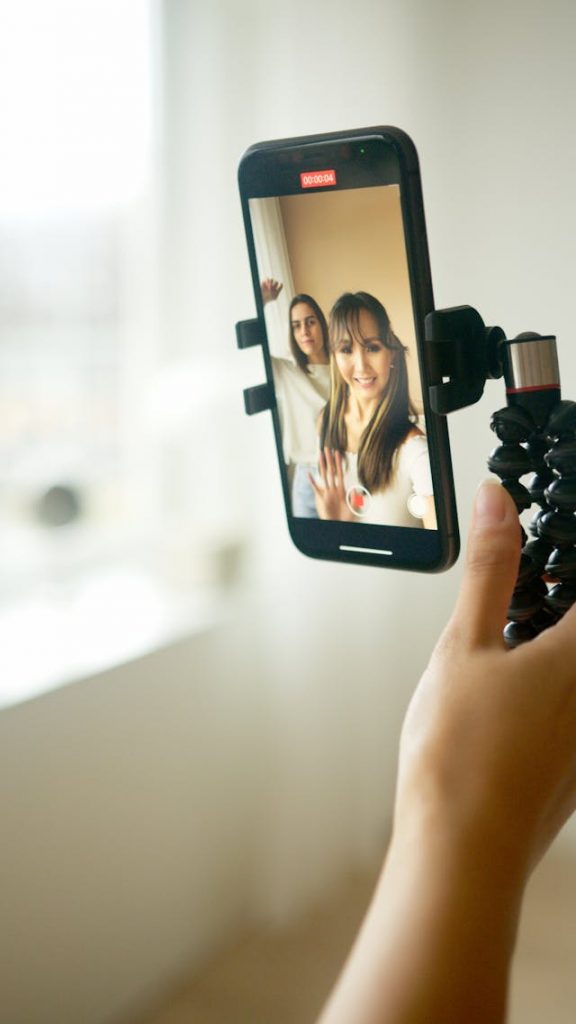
[250, 197, 296, 358]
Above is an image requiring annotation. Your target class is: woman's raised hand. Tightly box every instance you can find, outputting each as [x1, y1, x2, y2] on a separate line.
[260, 278, 283, 305]
[309, 449, 354, 521]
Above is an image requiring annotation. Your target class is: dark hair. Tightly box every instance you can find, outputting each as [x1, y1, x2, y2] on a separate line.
[319, 291, 417, 493]
[288, 294, 329, 374]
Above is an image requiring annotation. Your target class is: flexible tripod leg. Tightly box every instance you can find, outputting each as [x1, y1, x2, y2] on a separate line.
[488, 400, 576, 646]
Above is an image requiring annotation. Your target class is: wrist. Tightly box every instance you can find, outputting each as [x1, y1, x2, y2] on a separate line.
[386, 800, 527, 951]
[393, 706, 535, 895]
[393, 779, 530, 884]
[369, 816, 525, 1023]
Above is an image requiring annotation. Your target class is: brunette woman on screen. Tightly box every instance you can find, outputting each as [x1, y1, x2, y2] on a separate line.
[309, 291, 437, 529]
[261, 280, 330, 516]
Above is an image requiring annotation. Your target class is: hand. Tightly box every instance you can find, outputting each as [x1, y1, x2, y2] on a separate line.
[396, 479, 576, 879]
[317, 480, 576, 1024]
[309, 448, 354, 521]
[261, 278, 283, 305]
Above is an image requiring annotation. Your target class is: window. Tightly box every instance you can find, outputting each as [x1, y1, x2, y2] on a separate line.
[0, 0, 159, 599]
[0, 1, 196, 703]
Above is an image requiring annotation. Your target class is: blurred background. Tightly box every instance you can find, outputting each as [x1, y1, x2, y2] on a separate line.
[2, 1, 576, 1022]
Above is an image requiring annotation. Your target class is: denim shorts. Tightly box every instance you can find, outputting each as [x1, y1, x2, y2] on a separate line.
[291, 462, 318, 518]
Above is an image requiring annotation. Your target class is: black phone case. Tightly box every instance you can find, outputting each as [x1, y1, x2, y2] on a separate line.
[238, 126, 459, 573]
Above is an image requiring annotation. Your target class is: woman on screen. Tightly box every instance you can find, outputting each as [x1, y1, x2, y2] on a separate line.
[309, 291, 437, 529]
[261, 280, 331, 516]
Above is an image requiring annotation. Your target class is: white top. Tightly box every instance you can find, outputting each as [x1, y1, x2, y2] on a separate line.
[271, 358, 331, 464]
[342, 433, 434, 528]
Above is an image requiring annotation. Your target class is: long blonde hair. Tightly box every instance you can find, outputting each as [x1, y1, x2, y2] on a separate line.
[319, 292, 417, 493]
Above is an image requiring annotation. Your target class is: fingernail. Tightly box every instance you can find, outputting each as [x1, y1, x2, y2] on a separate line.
[474, 479, 508, 526]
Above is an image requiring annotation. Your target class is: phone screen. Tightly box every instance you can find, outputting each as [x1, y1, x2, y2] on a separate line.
[239, 130, 459, 571]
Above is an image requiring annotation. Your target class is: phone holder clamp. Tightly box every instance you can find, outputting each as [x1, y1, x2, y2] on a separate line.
[236, 317, 275, 416]
[425, 305, 506, 415]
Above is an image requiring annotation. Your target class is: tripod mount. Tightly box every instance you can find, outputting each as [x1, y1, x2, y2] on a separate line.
[427, 305, 575, 647]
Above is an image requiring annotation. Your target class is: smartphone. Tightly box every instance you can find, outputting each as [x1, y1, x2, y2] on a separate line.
[238, 126, 459, 572]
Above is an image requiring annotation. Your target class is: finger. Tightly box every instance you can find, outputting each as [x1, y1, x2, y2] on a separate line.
[451, 480, 522, 648]
[308, 471, 322, 496]
[318, 449, 328, 488]
[334, 450, 346, 496]
[324, 447, 336, 489]
[325, 448, 343, 491]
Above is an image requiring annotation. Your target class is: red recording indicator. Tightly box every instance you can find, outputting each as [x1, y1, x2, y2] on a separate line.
[300, 168, 337, 189]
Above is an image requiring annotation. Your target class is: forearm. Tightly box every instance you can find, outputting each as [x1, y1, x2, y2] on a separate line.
[317, 815, 524, 1024]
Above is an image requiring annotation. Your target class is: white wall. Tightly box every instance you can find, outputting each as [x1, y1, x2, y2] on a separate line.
[0, 603, 284, 1021]
[3, 1, 576, 1021]
[0, 548, 443, 1024]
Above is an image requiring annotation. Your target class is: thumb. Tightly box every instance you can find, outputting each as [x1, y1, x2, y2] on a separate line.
[452, 480, 522, 648]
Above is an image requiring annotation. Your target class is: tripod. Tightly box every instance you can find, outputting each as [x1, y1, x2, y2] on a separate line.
[426, 307, 576, 647]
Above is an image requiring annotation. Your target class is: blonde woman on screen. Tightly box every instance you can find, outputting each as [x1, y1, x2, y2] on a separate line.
[310, 291, 437, 530]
